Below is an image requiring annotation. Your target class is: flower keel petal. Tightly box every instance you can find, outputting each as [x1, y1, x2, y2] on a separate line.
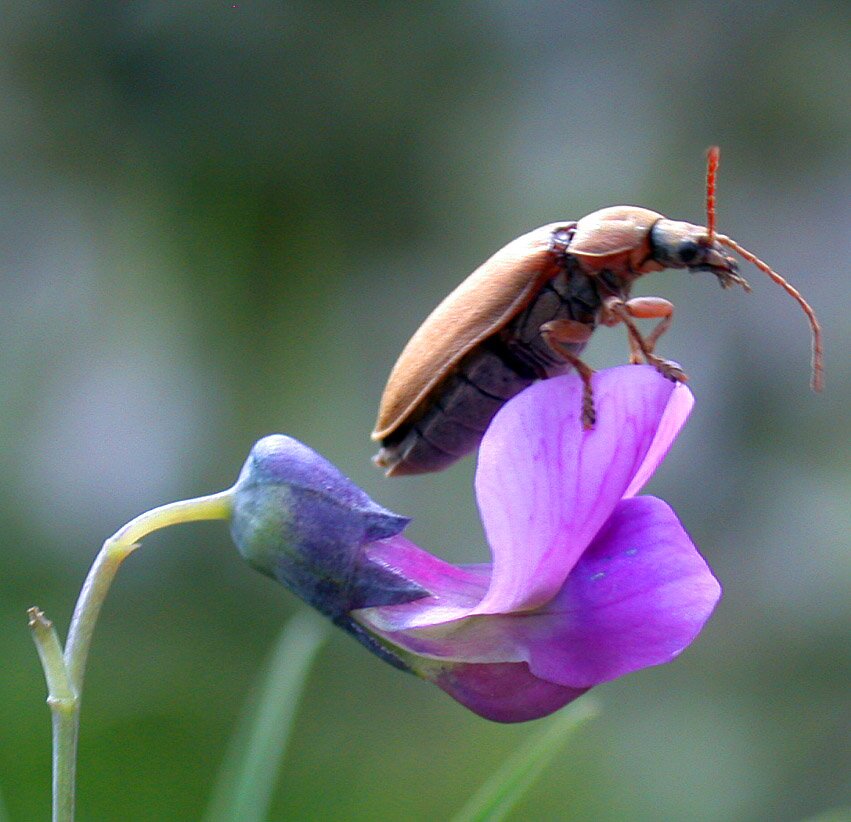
[418, 660, 588, 723]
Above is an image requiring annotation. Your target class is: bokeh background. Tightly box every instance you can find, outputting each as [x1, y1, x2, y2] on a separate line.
[1, 2, 848, 820]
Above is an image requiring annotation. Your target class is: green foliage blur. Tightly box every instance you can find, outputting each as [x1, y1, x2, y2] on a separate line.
[1, 2, 848, 820]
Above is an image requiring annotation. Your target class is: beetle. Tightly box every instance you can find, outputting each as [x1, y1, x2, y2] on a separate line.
[372, 148, 823, 476]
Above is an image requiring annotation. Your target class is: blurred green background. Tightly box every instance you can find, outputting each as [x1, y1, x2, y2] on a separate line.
[1, 2, 848, 820]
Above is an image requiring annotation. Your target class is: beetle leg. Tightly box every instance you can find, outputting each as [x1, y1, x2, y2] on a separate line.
[622, 297, 675, 355]
[602, 298, 687, 383]
[623, 326, 644, 365]
[540, 319, 596, 428]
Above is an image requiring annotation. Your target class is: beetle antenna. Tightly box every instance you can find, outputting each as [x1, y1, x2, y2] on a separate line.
[715, 233, 824, 392]
[706, 145, 720, 243]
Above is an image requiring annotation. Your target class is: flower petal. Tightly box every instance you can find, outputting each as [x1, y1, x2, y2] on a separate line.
[361, 497, 719, 688]
[417, 660, 587, 723]
[473, 366, 689, 615]
[360, 535, 490, 627]
[622, 381, 693, 498]
[520, 495, 721, 687]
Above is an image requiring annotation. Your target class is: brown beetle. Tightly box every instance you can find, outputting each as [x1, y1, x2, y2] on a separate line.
[372, 148, 823, 476]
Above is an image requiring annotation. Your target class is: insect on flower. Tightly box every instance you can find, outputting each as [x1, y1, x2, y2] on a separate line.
[232, 367, 721, 722]
[372, 147, 823, 476]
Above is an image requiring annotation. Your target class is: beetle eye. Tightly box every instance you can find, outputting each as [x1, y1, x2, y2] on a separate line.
[678, 241, 699, 264]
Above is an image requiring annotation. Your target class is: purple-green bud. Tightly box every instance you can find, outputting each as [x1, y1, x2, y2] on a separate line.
[230, 435, 427, 669]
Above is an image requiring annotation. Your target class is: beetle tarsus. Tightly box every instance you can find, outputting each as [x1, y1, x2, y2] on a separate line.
[581, 384, 596, 429]
[647, 355, 688, 383]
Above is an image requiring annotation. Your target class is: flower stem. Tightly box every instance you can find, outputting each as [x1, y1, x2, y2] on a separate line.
[29, 489, 234, 822]
[64, 490, 234, 692]
[28, 608, 76, 822]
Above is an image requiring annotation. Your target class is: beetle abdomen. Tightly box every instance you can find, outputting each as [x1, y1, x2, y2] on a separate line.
[374, 265, 599, 476]
[374, 345, 535, 475]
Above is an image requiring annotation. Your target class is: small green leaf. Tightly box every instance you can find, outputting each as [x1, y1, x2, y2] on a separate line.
[451, 698, 600, 822]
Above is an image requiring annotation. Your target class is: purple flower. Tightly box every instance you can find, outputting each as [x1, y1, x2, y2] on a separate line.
[230, 366, 720, 722]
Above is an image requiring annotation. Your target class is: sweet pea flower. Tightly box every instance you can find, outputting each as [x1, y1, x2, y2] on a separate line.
[230, 365, 720, 723]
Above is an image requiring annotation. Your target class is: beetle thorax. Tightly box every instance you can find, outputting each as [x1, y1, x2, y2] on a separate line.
[571, 205, 663, 279]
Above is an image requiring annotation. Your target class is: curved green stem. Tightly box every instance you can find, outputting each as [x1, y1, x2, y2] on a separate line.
[64, 490, 234, 692]
[29, 488, 234, 822]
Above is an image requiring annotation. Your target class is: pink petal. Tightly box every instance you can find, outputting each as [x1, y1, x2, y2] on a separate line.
[473, 366, 687, 615]
[622, 381, 693, 498]
[518, 495, 721, 687]
[419, 660, 587, 723]
[361, 496, 719, 689]
[359, 535, 490, 628]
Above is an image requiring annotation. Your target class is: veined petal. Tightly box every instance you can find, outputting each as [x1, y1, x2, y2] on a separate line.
[233, 368, 710, 722]
[473, 366, 689, 615]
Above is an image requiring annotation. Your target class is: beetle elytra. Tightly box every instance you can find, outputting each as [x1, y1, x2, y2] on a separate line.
[372, 148, 823, 476]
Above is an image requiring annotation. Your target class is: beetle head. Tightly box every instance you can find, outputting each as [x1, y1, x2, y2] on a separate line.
[569, 206, 749, 290]
[570, 149, 822, 393]
[649, 219, 750, 290]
